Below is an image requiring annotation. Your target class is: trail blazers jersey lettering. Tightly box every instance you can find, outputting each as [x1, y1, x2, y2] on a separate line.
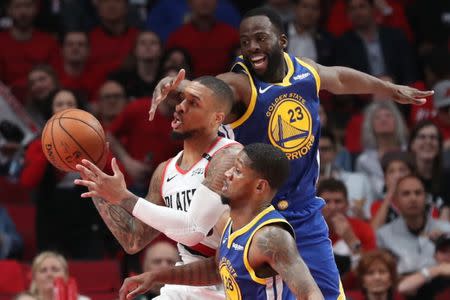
[218, 206, 296, 300]
[161, 137, 238, 263]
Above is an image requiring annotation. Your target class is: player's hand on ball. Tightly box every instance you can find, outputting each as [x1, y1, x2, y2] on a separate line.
[119, 272, 158, 300]
[74, 157, 129, 204]
[149, 68, 185, 121]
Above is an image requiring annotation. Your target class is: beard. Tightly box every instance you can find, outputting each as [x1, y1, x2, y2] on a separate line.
[220, 195, 231, 205]
[170, 130, 195, 140]
[244, 46, 285, 81]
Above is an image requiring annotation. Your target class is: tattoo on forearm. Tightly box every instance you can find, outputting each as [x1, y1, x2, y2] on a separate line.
[160, 257, 221, 286]
[256, 226, 318, 298]
[203, 144, 243, 192]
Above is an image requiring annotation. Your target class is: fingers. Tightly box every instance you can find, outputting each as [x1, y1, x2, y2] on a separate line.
[76, 163, 97, 180]
[81, 159, 103, 177]
[111, 157, 121, 175]
[173, 69, 186, 87]
[414, 89, 434, 97]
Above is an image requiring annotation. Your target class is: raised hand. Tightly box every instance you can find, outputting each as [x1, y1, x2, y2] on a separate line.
[149, 69, 185, 121]
[119, 272, 158, 300]
[389, 84, 434, 105]
[74, 158, 131, 204]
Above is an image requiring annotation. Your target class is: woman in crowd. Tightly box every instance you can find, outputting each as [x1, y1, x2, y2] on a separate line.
[29, 251, 90, 300]
[408, 120, 450, 220]
[356, 101, 408, 199]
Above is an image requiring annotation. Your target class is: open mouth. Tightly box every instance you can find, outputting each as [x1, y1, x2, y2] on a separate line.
[250, 54, 267, 71]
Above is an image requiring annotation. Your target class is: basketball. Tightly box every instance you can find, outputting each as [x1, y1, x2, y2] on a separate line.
[41, 108, 107, 172]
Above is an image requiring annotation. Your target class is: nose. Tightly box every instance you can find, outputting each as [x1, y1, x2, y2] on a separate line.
[175, 99, 187, 113]
[249, 39, 260, 52]
[224, 167, 233, 179]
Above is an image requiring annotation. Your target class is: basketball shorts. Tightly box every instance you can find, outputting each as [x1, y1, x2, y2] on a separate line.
[154, 284, 225, 300]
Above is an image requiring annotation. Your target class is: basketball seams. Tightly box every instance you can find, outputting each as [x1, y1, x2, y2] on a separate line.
[50, 116, 75, 172]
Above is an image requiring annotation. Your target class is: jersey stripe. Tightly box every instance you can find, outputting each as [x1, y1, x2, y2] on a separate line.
[295, 57, 321, 95]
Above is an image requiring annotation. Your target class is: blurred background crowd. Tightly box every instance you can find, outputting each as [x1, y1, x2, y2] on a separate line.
[0, 0, 449, 299]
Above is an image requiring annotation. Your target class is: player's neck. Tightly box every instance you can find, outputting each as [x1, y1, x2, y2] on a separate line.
[181, 133, 220, 168]
[10, 26, 33, 41]
[230, 201, 271, 231]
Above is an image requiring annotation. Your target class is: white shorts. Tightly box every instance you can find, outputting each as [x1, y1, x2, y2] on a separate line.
[153, 284, 225, 300]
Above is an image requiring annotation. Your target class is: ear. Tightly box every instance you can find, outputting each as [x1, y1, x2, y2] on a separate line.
[214, 112, 225, 126]
[256, 179, 269, 194]
[280, 34, 288, 51]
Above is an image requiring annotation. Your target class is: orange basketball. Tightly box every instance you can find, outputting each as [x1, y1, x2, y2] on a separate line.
[41, 108, 107, 172]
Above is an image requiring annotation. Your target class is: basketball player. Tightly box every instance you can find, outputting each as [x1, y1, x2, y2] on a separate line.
[149, 8, 434, 300]
[118, 143, 323, 300]
[74, 76, 319, 299]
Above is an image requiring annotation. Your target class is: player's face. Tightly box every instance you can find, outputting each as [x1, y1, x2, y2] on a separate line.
[28, 70, 57, 101]
[410, 125, 440, 162]
[221, 151, 259, 207]
[171, 82, 222, 140]
[362, 260, 392, 295]
[63, 32, 89, 64]
[320, 191, 348, 219]
[395, 177, 426, 218]
[34, 257, 67, 293]
[8, 0, 36, 30]
[135, 32, 162, 61]
[52, 90, 78, 114]
[239, 16, 287, 80]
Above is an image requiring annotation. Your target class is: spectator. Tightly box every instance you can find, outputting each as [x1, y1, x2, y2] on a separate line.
[97, 80, 128, 127]
[25, 65, 60, 129]
[89, 0, 139, 76]
[335, 0, 417, 85]
[319, 129, 374, 219]
[0, 205, 23, 259]
[13, 292, 36, 300]
[157, 47, 194, 80]
[29, 251, 90, 300]
[432, 80, 450, 150]
[20, 89, 113, 259]
[318, 178, 376, 276]
[109, 31, 163, 99]
[146, 0, 241, 42]
[166, 0, 240, 77]
[54, 31, 104, 102]
[398, 232, 450, 300]
[408, 120, 450, 220]
[370, 151, 415, 230]
[0, 0, 59, 101]
[135, 241, 180, 299]
[348, 249, 403, 300]
[286, 0, 334, 66]
[406, 0, 450, 57]
[377, 175, 450, 275]
[356, 101, 408, 199]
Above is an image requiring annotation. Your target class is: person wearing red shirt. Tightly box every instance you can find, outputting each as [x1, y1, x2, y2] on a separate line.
[166, 0, 239, 77]
[318, 178, 377, 276]
[89, 0, 139, 77]
[0, 0, 59, 101]
[54, 31, 106, 102]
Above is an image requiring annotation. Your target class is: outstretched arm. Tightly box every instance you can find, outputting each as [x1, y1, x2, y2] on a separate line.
[119, 256, 220, 300]
[303, 58, 433, 106]
[75, 159, 166, 254]
[130, 143, 243, 245]
[251, 226, 324, 300]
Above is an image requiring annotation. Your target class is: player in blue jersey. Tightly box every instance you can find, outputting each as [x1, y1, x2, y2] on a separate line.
[149, 7, 433, 300]
[119, 143, 323, 300]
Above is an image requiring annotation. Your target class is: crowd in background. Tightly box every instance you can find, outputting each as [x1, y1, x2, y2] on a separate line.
[0, 0, 449, 299]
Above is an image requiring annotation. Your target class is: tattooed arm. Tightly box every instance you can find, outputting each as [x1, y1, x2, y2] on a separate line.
[75, 159, 166, 254]
[119, 256, 221, 300]
[130, 143, 242, 246]
[250, 226, 324, 300]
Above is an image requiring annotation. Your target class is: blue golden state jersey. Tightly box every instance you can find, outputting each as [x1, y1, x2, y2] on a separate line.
[230, 53, 321, 211]
[218, 206, 296, 300]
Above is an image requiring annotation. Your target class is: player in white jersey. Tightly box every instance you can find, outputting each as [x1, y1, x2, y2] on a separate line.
[74, 76, 242, 299]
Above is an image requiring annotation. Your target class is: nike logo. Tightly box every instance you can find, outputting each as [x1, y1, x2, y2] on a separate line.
[259, 85, 273, 94]
[166, 175, 177, 182]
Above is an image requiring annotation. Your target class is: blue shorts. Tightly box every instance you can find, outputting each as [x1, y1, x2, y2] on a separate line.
[279, 197, 345, 300]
